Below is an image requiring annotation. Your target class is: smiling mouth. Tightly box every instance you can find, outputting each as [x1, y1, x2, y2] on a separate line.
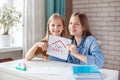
[53, 30, 61, 32]
[71, 30, 77, 32]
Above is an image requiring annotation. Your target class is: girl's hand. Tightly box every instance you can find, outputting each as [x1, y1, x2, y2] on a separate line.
[67, 44, 87, 63]
[36, 42, 48, 51]
[67, 44, 77, 55]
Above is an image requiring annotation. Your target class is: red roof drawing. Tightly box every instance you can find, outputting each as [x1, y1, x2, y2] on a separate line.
[52, 40, 66, 48]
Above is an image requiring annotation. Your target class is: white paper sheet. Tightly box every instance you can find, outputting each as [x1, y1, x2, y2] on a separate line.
[47, 35, 71, 60]
[26, 66, 72, 75]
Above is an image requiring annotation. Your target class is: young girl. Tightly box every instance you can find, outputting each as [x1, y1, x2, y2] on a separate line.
[25, 13, 68, 61]
[67, 12, 104, 68]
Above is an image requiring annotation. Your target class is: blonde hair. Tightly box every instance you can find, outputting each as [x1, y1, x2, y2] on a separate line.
[71, 12, 92, 37]
[43, 13, 68, 40]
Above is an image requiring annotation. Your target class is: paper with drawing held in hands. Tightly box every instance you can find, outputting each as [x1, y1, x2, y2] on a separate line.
[47, 35, 71, 60]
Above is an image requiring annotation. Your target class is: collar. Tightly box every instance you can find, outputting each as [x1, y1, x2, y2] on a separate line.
[72, 35, 86, 48]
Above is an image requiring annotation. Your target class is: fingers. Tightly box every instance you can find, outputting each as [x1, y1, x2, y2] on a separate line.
[67, 44, 77, 54]
[37, 42, 48, 51]
[67, 44, 72, 49]
[67, 44, 74, 50]
[67, 44, 73, 53]
[42, 43, 48, 51]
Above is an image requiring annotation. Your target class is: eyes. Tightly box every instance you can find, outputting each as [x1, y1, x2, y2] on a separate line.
[69, 22, 80, 26]
[51, 24, 62, 27]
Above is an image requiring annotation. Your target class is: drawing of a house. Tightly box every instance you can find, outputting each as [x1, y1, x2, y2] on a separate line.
[52, 40, 66, 48]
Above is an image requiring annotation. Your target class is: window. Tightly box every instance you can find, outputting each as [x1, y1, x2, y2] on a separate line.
[0, 0, 24, 47]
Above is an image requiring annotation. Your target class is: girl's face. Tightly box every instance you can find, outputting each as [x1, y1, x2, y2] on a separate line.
[68, 16, 83, 36]
[49, 18, 64, 36]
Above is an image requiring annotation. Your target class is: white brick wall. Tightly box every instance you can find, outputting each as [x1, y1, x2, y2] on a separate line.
[73, 0, 120, 78]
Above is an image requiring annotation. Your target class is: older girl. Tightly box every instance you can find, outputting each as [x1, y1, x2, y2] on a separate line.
[67, 12, 104, 68]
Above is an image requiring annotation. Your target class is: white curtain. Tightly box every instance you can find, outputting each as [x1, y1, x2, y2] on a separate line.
[23, 0, 45, 58]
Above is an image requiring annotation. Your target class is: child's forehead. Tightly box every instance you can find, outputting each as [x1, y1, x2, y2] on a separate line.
[53, 17, 62, 20]
[70, 16, 80, 22]
[51, 17, 62, 22]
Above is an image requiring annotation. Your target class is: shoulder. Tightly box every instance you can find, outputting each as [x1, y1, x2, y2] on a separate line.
[84, 36, 98, 46]
[85, 36, 97, 42]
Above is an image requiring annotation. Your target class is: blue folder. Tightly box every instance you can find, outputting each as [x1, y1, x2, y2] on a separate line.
[72, 65, 102, 80]
[72, 65, 100, 74]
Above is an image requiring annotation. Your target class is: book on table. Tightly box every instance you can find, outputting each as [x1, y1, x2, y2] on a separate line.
[72, 65, 102, 80]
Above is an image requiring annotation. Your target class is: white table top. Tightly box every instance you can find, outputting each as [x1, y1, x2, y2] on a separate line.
[0, 58, 119, 80]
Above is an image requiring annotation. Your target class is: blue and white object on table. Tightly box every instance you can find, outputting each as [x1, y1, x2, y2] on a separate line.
[72, 65, 103, 80]
[15, 61, 27, 71]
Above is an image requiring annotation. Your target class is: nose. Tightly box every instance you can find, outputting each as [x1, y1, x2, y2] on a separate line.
[71, 24, 75, 29]
[54, 26, 58, 30]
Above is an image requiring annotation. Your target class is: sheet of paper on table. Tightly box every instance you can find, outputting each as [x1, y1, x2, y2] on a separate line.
[26, 66, 72, 75]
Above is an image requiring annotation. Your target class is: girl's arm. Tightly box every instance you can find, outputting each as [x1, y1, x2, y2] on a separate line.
[25, 42, 47, 60]
[85, 38, 104, 68]
[67, 37, 104, 68]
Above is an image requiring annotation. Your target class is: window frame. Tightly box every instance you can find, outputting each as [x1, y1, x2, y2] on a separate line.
[0, 0, 24, 50]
